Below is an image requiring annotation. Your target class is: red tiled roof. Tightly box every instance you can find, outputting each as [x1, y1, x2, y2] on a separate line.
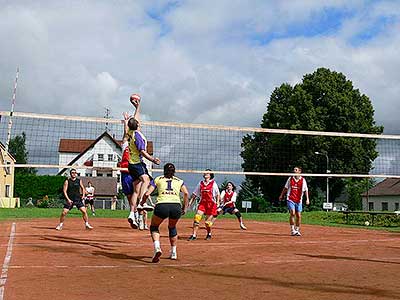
[362, 178, 400, 196]
[59, 139, 94, 153]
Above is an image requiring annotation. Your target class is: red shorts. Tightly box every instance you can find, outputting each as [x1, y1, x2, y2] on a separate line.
[197, 200, 217, 216]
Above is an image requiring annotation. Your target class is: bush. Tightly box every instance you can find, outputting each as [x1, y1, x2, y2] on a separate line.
[15, 175, 65, 200]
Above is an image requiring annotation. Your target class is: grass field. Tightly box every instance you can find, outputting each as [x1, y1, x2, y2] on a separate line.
[1, 208, 399, 231]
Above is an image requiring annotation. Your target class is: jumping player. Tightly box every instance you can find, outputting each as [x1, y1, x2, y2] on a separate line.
[124, 95, 160, 228]
[142, 163, 189, 262]
[85, 181, 96, 216]
[217, 181, 247, 230]
[56, 169, 93, 230]
[279, 166, 310, 236]
[187, 169, 220, 241]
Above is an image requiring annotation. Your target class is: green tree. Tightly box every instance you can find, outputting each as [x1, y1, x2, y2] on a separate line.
[8, 132, 37, 175]
[241, 68, 383, 206]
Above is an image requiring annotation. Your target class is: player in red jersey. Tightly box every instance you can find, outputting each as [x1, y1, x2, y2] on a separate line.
[279, 166, 310, 236]
[217, 181, 247, 230]
[187, 169, 220, 240]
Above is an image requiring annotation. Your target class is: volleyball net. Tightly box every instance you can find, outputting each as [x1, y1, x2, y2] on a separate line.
[1, 111, 399, 177]
[1, 110, 400, 211]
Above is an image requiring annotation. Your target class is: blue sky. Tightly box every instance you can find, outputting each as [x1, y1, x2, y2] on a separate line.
[0, 0, 399, 133]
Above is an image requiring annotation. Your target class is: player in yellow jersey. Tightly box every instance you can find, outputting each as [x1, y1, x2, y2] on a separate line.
[142, 163, 189, 263]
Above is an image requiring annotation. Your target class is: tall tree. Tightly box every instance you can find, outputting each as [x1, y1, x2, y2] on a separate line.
[241, 68, 383, 205]
[8, 132, 37, 175]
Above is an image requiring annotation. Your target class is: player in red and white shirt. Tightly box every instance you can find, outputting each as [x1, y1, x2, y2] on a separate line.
[279, 166, 310, 236]
[187, 169, 220, 241]
[217, 181, 247, 230]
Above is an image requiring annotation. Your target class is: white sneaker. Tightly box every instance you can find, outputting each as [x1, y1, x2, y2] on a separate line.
[291, 230, 297, 236]
[142, 203, 154, 211]
[144, 224, 149, 230]
[152, 247, 162, 263]
[169, 251, 177, 260]
[138, 216, 144, 231]
[295, 230, 301, 236]
[85, 223, 93, 230]
[128, 217, 138, 229]
[240, 223, 247, 230]
[137, 204, 144, 211]
[55, 224, 63, 231]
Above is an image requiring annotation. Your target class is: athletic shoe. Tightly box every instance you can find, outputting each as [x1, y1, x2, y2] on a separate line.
[144, 224, 149, 230]
[240, 223, 247, 230]
[55, 224, 63, 231]
[152, 247, 162, 263]
[187, 235, 197, 241]
[142, 203, 154, 211]
[136, 204, 144, 211]
[295, 231, 302, 236]
[128, 217, 138, 229]
[138, 216, 144, 231]
[85, 223, 94, 230]
[291, 230, 297, 236]
[205, 233, 212, 240]
[169, 251, 177, 260]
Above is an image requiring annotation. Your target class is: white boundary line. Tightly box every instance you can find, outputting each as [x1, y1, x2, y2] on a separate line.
[0, 223, 16, 300]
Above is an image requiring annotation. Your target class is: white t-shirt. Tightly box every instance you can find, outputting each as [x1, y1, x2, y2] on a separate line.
[86, 186, 95, 196]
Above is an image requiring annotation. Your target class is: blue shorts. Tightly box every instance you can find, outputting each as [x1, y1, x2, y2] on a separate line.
[128, 162, 150, 181]
[121, 172, 134, 195]
[287, 200, 302, 212]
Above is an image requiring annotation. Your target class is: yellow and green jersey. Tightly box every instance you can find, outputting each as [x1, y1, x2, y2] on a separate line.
[151, 175, 185, 204]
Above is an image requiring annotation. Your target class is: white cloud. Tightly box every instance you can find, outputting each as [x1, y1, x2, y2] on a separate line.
[0, 0, 399, 134]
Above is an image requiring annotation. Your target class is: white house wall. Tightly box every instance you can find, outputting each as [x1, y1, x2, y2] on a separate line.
[362, 195, 400, 211]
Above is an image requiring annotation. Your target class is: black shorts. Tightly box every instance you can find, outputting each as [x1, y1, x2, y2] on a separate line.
[153, 203, 182, 220]
[221, 206, 236, 215]
[64, 198, 85, 210]
[128, 162, 151, 181]
[85, 197, 94, 205]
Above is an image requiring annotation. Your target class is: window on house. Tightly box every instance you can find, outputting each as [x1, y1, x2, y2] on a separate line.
[85, 173, 92, 177]
[5, 161, 11, 175]
[107, 173, 112, 177]
[117, 174, 121, 183]
[98, 154, 104, 161]
[368, 202, 374, 211]
[5, 185, 10, 198]
[108, 154, 113, 161]
[395, 203, 399, 211]
[381, 202, 388, 211]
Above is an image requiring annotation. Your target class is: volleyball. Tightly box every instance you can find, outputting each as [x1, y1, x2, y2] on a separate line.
[364, 221, 370, 226]
[130, 93, 141, 105]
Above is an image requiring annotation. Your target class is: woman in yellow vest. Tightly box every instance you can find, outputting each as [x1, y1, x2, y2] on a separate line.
[142, 163, 189, 263]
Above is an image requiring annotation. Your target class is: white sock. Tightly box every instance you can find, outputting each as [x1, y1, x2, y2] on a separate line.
[134, 211, 139, 219]
[290, 225, 295, 232]
[59, 222, 63, 226]
[85, 222, 89, 226]
[295, 226, 300, 232]
[128, 212, 135, 219]
[154, 240, 160, 249]
[171, 246, 177, 253]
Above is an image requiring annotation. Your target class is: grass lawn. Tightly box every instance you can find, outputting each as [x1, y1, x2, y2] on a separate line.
[0, 208, 399, 231]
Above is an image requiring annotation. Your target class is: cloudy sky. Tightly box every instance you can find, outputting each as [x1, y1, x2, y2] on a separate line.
[0, 0, 399, 133]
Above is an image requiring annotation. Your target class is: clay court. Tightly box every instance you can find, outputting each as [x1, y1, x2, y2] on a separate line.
[0, 218, 399, 300]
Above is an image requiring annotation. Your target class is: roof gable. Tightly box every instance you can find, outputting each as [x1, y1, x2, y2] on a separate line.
[363, 178, 400, 196]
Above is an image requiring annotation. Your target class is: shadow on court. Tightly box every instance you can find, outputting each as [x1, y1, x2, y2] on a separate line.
[175, 267, 400, 299]
[91, 250, 152, 264]
[296, 253, 400, 265]
[40, 235, 119, 251]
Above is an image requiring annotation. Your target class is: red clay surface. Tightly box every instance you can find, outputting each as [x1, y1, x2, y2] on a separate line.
[0, 218, 399, 300]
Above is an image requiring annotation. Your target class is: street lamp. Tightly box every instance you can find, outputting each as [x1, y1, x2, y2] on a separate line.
[315, 151, 330, 204]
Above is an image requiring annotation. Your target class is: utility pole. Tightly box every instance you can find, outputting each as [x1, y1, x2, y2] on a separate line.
[6, 68, 19, 151]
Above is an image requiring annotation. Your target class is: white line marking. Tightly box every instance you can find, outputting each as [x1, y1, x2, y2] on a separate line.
[0, 223, 16, 300]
